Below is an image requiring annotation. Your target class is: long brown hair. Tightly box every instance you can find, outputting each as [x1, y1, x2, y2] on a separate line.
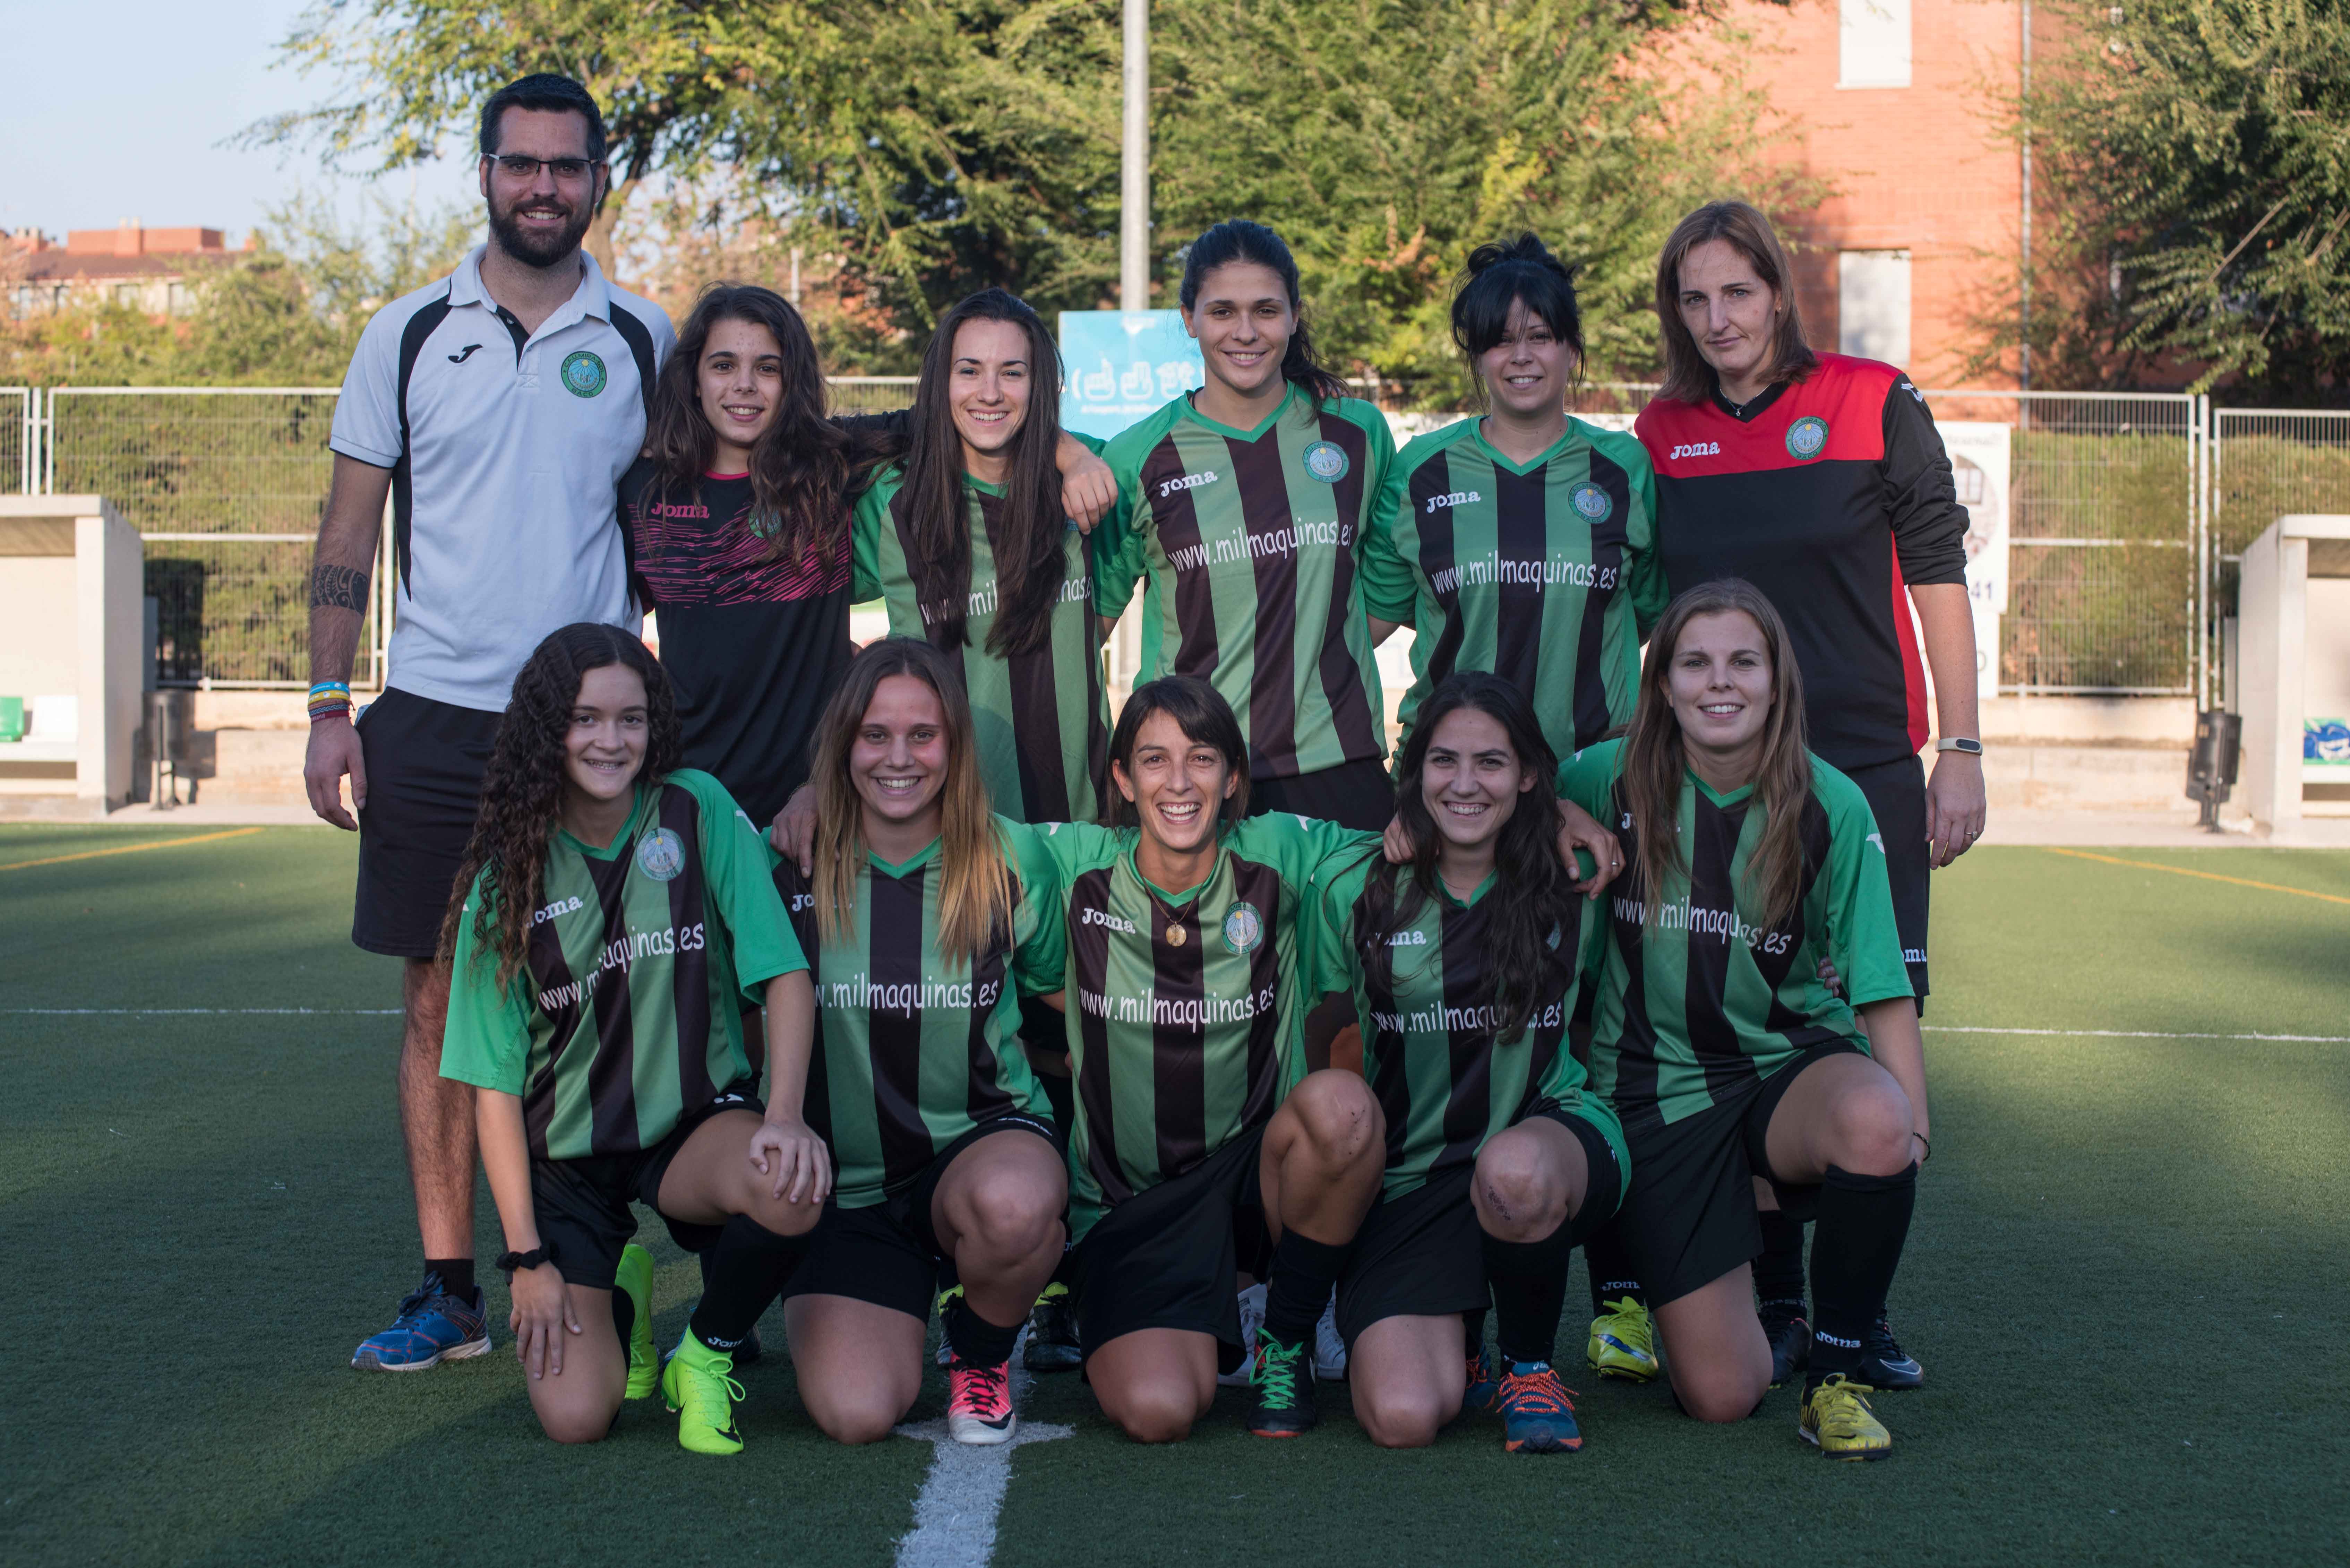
[437, 623, 683, 993]
[640, 283, 861, 567]
[1621, 580, 1813, 934]
[898, 288, 1071, 658]
[808, 638, 1015, 964]
[1654, 201, 1819, 404]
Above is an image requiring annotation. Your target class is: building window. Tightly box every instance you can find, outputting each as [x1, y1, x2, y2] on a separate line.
[168, 282, 195, 316]
[1838, 250, 1912, 367]
[1840, 0, 1912, 87]
[114, 283, 141, 308]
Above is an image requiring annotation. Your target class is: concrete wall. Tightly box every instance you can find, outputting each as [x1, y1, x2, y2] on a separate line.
[0, 554, 78, 695]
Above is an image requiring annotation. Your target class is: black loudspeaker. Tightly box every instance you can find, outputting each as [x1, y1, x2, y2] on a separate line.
[2186, 709, 2241, 830]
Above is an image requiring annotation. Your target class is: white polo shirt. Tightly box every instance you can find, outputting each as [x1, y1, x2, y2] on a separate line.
[330, 244, 675, 712]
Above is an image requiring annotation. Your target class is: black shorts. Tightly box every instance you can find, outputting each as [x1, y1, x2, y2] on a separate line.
[1248, 757, 1395, 833]
[781, 1113, 1059, 1320]
[1070, 1127, 1270, 1374]
[531, 1085, 763, 1291]
[1841, 754, 1929, 1006]
[1616, 1043, 1864, 1308]
[352, 687, 501, 958]
[1336, 1108, 1625, 1349]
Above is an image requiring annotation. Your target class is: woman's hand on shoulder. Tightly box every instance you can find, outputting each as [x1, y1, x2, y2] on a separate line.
[750, 1115, 831, 1206]
[1057, 437, 1116, 533]
[1381, 812, 1416, 864]
[1556, 799, 1624, 898]
[772, 785, 818, 877]
[509, 1261, 578, 1380]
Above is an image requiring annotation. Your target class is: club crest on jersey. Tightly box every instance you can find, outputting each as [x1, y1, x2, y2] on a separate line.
[560, 350, 608, 398]
[1570, 482, 1613, 522]
[1785, 416, 1829, 460]
[635, 827, 687, 882]
[1302, 440, 1350, 483]
[1222, 902, 1265, 955]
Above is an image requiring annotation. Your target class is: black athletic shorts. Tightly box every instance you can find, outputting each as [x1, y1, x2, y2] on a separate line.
[1070, 1126, 1270, 1373]
[530, 1084, 763, 1291]
[1616, 1042, 1865, 1308]
[1248, 756, 1396, 834]
[1840, 753, 1929, 1006]
[352, 687, 501, 958]
[1336, 1108, 1624, 1349]
[781, 1113, 1059, 1320]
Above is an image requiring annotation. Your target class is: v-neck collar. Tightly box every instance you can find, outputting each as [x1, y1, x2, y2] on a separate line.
[1687, 767, 1757, 809]
[1470, 419, 1577, 476]
[1710, 379, 1789, 424]
[1181, 383, 1300, 442]
[559, 782, 654, 860]
[869, 837, 944, 878]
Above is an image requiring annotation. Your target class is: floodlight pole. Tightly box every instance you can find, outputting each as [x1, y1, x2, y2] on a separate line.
[1120, 0, 1149, 311]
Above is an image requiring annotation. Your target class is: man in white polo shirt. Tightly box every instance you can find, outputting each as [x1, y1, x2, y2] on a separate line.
[301, 73, 675, 1370]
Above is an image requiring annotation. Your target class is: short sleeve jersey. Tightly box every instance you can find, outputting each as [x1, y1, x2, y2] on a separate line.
[330, 245, 675, 713]
[1092, 388, 1394, 781]
[768, 819, 1064, 1209]
[1555, 740, 1912, 1130]
[1311, 854, 1628, 1200]
[852, 442, 1112, 823]
[1027, 813, 1379, 1236]
[1361, 416, 1667, 761]
[439, 769, 806, 1161]
[1633, 355, 1969, 769]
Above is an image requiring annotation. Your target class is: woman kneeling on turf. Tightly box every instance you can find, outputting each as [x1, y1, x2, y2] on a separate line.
[1026, 676, 1387, 1442]
[437, 623, 827, 1454]
[1557, 580, 1928, 1459]
[768, 639, 1069, 1447]
[1313, 673, 1627, 1454]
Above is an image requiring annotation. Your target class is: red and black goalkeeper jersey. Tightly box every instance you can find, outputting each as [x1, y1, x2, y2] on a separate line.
[1635, 354, 1967, 770]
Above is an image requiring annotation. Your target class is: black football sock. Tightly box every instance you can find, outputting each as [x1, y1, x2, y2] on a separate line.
[1806, 1163, 1918, 1388]
[426, 1257, 475, 1302]
[1754, 1207, 1808, 1313]
[945, 1301, 1024, 1368]
[1484, 1219, 1579, 1367]
[611, 1283, 635, 1349]
[1262, 1232, 1353, 1347]
[1463, 1307, 1489, 1358]
[688, 1215, 813, 1353]
[1580, 1223, 1644, 1319]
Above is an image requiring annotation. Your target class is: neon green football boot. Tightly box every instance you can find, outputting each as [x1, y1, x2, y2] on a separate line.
[662, 1328, 746, 1455]
[1586, 1296, 1660, 1383]
[616, 1243, 659, 1401]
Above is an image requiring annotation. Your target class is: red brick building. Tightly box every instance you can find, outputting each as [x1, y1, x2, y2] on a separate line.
[6, 224, 251, 319]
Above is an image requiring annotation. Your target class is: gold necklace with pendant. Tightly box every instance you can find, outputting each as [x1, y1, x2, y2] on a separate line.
[1150, 889, 1203, 948]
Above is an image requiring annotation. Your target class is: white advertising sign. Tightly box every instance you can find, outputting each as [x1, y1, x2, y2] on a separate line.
[1935, 420, 2011, 701]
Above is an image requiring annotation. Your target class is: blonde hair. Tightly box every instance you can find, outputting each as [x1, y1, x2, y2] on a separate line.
[1654, 201, 1818, 404]
[1620, 580, 1815, 934]
[809, 638, 1015, 964]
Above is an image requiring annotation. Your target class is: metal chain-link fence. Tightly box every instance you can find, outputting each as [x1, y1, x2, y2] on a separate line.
[1, 388, 27, 494]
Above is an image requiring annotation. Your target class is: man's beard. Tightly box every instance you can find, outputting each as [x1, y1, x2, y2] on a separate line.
[487, 193, 594, 269]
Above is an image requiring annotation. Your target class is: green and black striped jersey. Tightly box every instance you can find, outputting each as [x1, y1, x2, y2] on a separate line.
[769, 820, 1064, 1209]
[852, 440, 1111, 823]
[1094, 387, 1394, 781]
[440, 770, 807, 1162]
[1556, 739, 1912, 1129]
[1311, 854, 1627, 1199]
[1361, 416, 1666, 762]
[1028, 813, 1379, 1236]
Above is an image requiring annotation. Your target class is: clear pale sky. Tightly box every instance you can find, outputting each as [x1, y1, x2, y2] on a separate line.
[0, 0, 475, 241]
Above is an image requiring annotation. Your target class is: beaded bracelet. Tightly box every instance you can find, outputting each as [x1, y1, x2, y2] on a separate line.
[308, 681, 353, 724]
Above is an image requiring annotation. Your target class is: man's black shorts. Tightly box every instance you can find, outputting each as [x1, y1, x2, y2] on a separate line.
[782, 1113, 1059, 1320]
[1616, 1043, 1865, 1308]
[1840, 753, 1929, 1006]
[1070, 1126, 1270, 1373]
[530, 1084, 763, 1291]
[1248, 757, 1396, 834]
[1336, 1108, 1624, 1350]
[352, 687, 501, 958]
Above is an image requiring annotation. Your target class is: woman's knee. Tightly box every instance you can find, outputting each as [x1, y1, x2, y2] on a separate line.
[741, 1188, 823, 1239]
[534, 1395, 620, 1445]
[956, 1168, 1064, 1259]
[1357, 1391, 1446, 1449]
[1473, 1135, 1567, 1238]
[1284, 1071, 1382, 1170]
[1675, 1371, 1767, 1424]
[1827, 1079, 1915, 1177]
[806, 1382, 915, 1445]
[1100, 1381, 1205, 1444]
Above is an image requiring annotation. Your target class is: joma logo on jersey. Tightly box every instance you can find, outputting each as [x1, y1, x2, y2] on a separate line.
[1424, 490, 1482, 514]
[1081, 907, 1137, 934]
[531, 895, 584, 926]
[1388, 930, 1427, 947]
[1157, 471, 1218, 500]
[787, 892, 815, 913]
[1668, 441, 1721, 459]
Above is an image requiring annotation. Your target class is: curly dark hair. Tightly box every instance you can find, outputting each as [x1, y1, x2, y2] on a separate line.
[435, 622, 683, 993]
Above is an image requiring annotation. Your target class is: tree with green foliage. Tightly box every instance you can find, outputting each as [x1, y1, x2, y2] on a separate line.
[2005, 0, 2350, 398]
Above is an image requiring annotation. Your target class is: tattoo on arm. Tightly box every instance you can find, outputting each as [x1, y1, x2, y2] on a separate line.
[309, 562, 370, 613]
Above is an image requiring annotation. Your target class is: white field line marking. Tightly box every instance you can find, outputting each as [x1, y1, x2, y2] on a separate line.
[1924, 1025, 2350, 1043]
[0, 1008, 402, 1015]
[894, 1335, 1071, 1568]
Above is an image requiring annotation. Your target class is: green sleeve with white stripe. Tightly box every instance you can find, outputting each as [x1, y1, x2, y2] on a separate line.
[999, 818, 1070, 998]
[674, 769, 809, 1003]
[1811, 762, 1913, 1008]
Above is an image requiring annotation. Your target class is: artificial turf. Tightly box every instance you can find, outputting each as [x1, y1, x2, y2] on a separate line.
[2, 826, 2345, 1567]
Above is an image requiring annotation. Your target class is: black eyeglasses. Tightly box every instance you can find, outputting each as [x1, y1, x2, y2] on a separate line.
[486, 154, 602, 181]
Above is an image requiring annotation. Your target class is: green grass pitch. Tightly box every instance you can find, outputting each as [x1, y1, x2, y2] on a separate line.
[3, 825, 2345, 1566]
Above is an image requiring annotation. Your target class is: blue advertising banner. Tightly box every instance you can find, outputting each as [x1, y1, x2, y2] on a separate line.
[1057, 310, 1203, 440]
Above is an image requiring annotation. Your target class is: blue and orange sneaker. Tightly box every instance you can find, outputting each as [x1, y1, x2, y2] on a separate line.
[1465, 1343, 1502, 1415]
[1496, 1360, 1583, 1453]
[351, 1270, 491, 1371]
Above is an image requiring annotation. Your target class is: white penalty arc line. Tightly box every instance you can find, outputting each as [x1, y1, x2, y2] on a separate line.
[1924, 1025, 2350, 1044]
[893, 1337, 1072, 1568]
